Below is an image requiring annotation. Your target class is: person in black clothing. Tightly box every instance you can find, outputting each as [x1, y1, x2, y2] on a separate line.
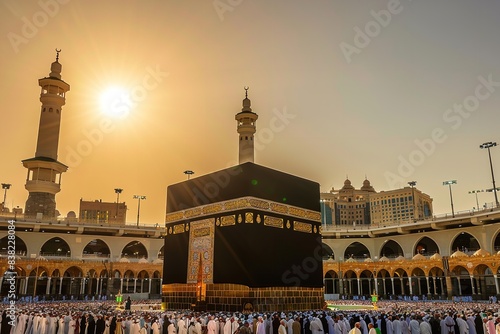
[272, 315, 281, 334]
[429, 313, 441, 334]
[95, 315, 106, 334]
[125, 297, 131, 311]
[304, 317, 312, 334]
[320, 315, 329, 334]
[1, 310, 13, 334]
[475, 313, 484, 334]
[162, 316, 171, 334]
[87, 315, 96, 334]
[110, 316, 117, 334]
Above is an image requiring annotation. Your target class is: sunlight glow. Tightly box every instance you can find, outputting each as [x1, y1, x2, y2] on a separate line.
[99, 86, 132, 118]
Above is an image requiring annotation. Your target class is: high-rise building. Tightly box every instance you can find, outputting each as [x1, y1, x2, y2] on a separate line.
[320, 179, 432, 226]
[22, 51, 70, 218]
[79, 199, 128, 224]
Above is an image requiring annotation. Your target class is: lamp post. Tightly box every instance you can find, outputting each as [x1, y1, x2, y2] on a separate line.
[480, 142, 499, 208]
[468, 190, 484, 211]
[184, 170, 194, 180]
[1, 183, 11, 212]
[443, 180, 457, 218]
[133, 195, 146, 227]
[408, 181, 417, 220]
[114, 188, 123, 220]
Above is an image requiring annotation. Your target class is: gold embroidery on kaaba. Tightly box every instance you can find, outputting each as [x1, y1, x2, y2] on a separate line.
[256, 214, 261, 223]
[249, 198, 270, 210]
[289, 207, 306, 218]
[203, 203, 223, 215]
[286, 221, 291, 229]
[216, 218, 221, 226]
[270, 202, 288, 214]
[237, 214, 243, 223]
[185, 207, 202, 218]
[245, 212, 254, 223]
[173, 224, 185, 234]
[264, 216, 283, 228]
[306, 211, 321, 221]
[313, 225, 317, 233]
[293, 221, 312, 233]
[166, 211, 184, 223]
[224, 200, 238, 211]
[187, 219, 214, 284]
[220, 215, 236, 226]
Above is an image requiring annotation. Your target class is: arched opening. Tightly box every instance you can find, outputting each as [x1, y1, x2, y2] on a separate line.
[321, 243, 334, 260]
[62, 266, 84, 299]
[82, 239, 111, 259]
[151, 270, 162, 296]
[451, 232, 480, 254]
[344, 242, 370, 260]
[40, 237, 71, 257]
[324, 270, 336, 295]
[0, 235, 27, 256]
[428, 267, 446, 297]
[123, 270, 135, 294]
[137, 270, 149, 294]
[451, 265, 472, 296]
[410, 267, 427, 296]
[414, 236, 440, 257]
[393, 268, 409, 296]
[380, 240, 403, 259]
[344, 270, 357, 297]
[121, 241, 148, 259]
[158, 246, 164, 259]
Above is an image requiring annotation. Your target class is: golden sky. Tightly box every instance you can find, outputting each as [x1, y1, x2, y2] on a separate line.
[1, 0, 500, 224]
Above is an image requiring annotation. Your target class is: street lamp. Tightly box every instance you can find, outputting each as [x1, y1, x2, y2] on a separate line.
[114, 188, 123, 220]
[443, 180, 457, 218]
[468, 190, 484, 211]
[1, 183, 11, 213]
[480, 142, 499, 208]
[184, 170, 194, 180]
[133, 195, 146, 227]
[408, 181, 417, 220]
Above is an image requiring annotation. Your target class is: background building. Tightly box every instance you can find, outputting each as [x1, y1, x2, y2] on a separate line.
[320, 179, 433, 227]
[79, 199, 127, 224]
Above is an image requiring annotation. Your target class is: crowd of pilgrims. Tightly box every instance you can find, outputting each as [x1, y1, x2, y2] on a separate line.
[1, 300, 500, 334]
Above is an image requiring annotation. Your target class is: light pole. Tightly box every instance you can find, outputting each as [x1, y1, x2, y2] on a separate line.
[114, 188, 123, 220]
[443, 180, 457, 218]
[480, 142, 499, 208]
[133, 195, 146, 227]
[1, 183, 11, 213]
[468, 190, 483, 211]
[408, 181, 417, 220]
[184, 170, 194, 180]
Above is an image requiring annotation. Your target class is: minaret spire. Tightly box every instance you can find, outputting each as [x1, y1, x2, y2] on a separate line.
[22, 52, 70, 218]
[235, 86, 258, 164]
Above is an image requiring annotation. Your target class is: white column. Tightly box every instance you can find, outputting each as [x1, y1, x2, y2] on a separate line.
[457, 277, 462, 295]
[425, 276, 430, 295]
[134, 278, 138, 293]
[400, 278, 404, 295]
[391, 277, 395, 295]
[59, 277, 63, 295]
[374, 277, 378, 295]
[46, 278, 51, 294]
[494, 275, 500, 295]
[470, 276, 475, 294]
[357, 278, 361, 296]
[120, 278, 124, 293]
[408, 277, 413, 295]
[432, 276, 438, 295]
[417, 277, 422, 295]
[96, 278, 100, 296]
[148, 279, 152, 294]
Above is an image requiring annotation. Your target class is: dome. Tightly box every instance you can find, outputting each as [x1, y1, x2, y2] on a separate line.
[497, 250, 500, 255]
[152, 258, 163, 264]
[450, 250, 468, 258]
[360, 179, 376, 192]
[138, 258, 149, 264]
[395, 255, 405, 261]
[378, 256, 390, 262]
[473, 249, 491, 257]
[364, 257, 374, 262]
[119, 257, 130, 263]
[342, 179, 354, 190]
[345, 257, 356, 263]
[412, 253, 426, 261]
[430, 253, 442, 260]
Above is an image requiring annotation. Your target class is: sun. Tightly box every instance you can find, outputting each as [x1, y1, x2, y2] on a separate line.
[99, 86, 132, 118]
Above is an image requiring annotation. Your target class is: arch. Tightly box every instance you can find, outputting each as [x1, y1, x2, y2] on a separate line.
[324, 270, 337, 295]
[123, 270, 135, 293]
[321, 242, 334, 260]
[158, 246, 164, 259]
[121, 240, 148, 259]
[0, 235, 27, 256]
[451, 231, 480, 254]
[414, 236, 440, 257]
[40, 237, 71, 257]
[99, 270, 108, 278]
[63, 266, 83, 278]
[51, 269, 61, 277]
[450, 265, 473, 295]
[82, 239, 111, 258]
[393, 268, 409, 296]
[409, 267, 427, 295]
[493, 231, 500, 252]
[428, 267, 446, 296]
[153, 271, 161, 279]
[380, 240, 403, 258]
[344, 241, 370, 260]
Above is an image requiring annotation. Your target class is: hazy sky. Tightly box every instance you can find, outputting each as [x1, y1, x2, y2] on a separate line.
[1, 0, 500, 225]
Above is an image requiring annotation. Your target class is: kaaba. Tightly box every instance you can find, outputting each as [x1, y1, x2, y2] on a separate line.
[162, 162, 324, 312]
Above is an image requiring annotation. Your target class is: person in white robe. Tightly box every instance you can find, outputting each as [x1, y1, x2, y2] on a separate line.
[420, 318, 432, 334]
[58, 316, 66, 334]
[455, 315, 468, 334]
[207, 317, 217, 334]
[279, 321, 287, 334]
[310, 318, 324, 334]
[177, 319, 187, 334]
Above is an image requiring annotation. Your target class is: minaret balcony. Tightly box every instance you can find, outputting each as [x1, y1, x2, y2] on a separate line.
[25, 180, 61, 194]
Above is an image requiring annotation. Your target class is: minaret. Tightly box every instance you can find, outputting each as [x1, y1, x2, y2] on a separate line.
[22, 50, 70, 218]
[235, 87, 258, 164]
